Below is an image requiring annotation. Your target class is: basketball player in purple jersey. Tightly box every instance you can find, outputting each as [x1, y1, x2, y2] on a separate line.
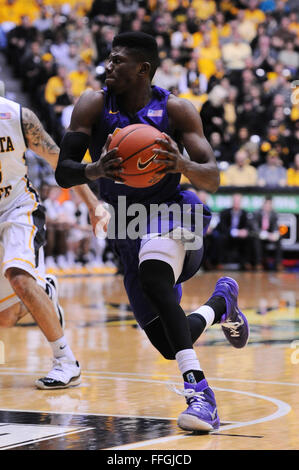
[55, 32, 249, 432]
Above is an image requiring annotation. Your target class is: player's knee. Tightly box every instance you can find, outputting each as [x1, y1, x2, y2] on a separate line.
[6, 268, 33, 299]
[139, 260, 174, 299]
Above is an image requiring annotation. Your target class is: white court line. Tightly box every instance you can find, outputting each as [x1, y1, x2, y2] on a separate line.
[0, 370, 292, 450]
[0, 371, 292, 434]
[1, 369, 299, 390]
[108, 387, 292, 450]
[1, 367, 299, 387]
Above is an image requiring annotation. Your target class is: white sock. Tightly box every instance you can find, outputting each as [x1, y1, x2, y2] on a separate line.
[175, 349, 201, 376]
[191, 305, 215, 330]
[50, 336, 76, 362]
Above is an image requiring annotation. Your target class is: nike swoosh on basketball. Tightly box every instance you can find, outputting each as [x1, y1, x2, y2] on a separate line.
[137, 153, 158, 170]
[109, 110, 119, 114]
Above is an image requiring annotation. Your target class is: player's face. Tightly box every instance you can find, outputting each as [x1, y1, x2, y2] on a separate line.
[105, 47, 142, 94]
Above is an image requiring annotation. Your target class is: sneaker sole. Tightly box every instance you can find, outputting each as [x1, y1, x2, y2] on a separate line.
[178, 413, 217, 432]
[222, 310, 250, 349]
[35, 375, 81, 390]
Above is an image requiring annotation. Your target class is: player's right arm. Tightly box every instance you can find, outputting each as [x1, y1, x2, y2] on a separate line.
[55, 90, 123, 188]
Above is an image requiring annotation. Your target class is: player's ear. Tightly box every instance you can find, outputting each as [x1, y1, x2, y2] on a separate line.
[139, 62, 151, 77]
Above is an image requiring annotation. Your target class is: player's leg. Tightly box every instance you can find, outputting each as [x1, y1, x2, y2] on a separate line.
[139, 237, 219, 431]
[6, 267, 63, 340]
[5, 267, 80, 389]
[0, 266, 64, 328]
[186, 261, 249, 349]
[1, 200, 80, 389]
[0, 301, 28, 327]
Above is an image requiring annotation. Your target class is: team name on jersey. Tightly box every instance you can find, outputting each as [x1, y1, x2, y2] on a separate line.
[0, 136, 15, 153]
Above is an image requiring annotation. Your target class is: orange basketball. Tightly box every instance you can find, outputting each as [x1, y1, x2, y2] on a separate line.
[108, 124, 167, 188]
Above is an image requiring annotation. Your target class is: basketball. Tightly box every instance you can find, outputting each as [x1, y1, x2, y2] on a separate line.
[108, 124, 167, 188]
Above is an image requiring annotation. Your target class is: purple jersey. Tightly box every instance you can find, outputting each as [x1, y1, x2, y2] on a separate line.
[88, 85, 212, 328]
[89, 85, 181, 206]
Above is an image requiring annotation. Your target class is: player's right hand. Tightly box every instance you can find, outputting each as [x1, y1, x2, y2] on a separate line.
[86, 135, 124, 181]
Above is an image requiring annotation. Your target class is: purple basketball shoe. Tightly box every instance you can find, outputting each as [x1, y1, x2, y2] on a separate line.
[177, 379, 220, 432]
[209, 276, 249, 348]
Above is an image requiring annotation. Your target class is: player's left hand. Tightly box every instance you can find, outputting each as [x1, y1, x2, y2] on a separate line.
[152, 133, 187, 174]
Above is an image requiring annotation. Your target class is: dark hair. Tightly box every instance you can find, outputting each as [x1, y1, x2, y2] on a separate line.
[112, 32, 159, 79]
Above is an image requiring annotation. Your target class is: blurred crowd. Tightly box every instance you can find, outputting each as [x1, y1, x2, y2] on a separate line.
[183, 185, 283, 271]
[1, 0, 299, 185]
[1, 0, 299, 270]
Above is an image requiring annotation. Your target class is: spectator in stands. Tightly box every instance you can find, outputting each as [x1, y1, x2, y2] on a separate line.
[171, 21, 193, 49]
[213, 193, 251, 270]
[288, 128, 299, 160]
[45, 67, 73, 140]
[237, 9, 257, 44]
[178, 78, 208, 113]
[49, 29, 70, 67]
[153, 58, 182, 91]
[287, 153, 299, 187]
[45, 65, 70, 107]
[200, 84, 227, 138]
[257, 150, 287, 187]
[6, 15, 38, 75]
[60, 189, 94, 268]
[31, 52, 56, 114]
[33, 5, 52, 33]
[278, 41, 299, 75]
[223, 86, 238, 136]
[251, 196, 282, 271]
[221, 31, 252, 72]
[178, 58, 207, 94]
[68, 59, 90, 98]
[94, 25, 115, 64]
[252, 35, 278, 71]
[244, 0, 266, 26]
[196, 32, 221, 79]
[237, 95, 265, 135]
[43, 185, 70, 269]
[210, 131, 229, 163]
[20, 40, 43, 94]
[223, 148, 258, 186]
[62, 42, 80, 73]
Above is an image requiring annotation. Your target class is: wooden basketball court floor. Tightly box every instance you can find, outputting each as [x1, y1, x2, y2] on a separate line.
[0, 269, 299, 451]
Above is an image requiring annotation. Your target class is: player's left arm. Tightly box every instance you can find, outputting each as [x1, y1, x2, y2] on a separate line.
[21, 107, 109, 235]
[22, 107, 59, 170]
[154, 97, 220, 192]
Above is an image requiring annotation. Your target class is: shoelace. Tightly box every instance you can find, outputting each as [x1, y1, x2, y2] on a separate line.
[169, 384, 207, 412]
[46, 358, 77, 380]
[221, 315, 244, 337]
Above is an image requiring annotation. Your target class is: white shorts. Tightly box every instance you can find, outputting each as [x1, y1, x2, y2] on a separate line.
[0, 192, 47, 311]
